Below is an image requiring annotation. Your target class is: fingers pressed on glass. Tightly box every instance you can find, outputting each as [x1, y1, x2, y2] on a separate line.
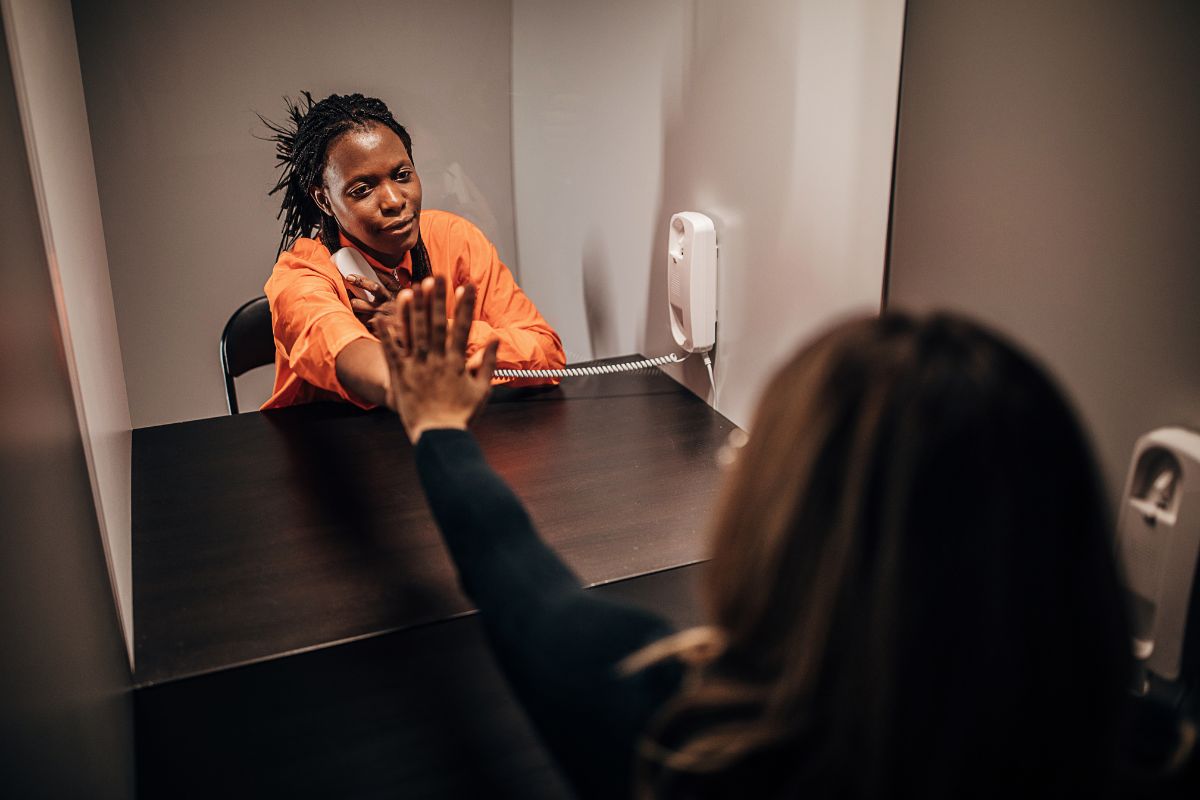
[430, 276, 447, 356]
[376, 312, 402, 362]
[450, 284, 476, 358]
[395, 289, 414, 355]
[477, 338, 500, 383]
[410, 281, 429, 357]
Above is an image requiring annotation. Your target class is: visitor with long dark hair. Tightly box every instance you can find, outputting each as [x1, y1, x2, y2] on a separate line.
[377, 275, 1133, 799]
[259, 92, 564, 411]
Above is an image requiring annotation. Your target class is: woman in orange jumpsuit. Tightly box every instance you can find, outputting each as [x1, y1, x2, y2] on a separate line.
[260, 92, 564, 410]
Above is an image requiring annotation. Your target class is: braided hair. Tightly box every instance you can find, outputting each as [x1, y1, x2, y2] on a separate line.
[262, 91, 432, 281]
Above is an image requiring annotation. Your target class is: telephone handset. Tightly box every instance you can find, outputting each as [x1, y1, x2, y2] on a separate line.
[667, 212, 717, 354]
[332, 247, 380, 304]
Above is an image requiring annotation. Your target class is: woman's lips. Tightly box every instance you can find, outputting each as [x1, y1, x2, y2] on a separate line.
[383, 216, 415, 234]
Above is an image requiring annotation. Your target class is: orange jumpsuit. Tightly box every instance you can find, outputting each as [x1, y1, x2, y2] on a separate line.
[263, 210, 564, 409]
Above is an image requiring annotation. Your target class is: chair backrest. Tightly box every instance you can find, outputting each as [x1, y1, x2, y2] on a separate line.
[220, 296, 275, 414]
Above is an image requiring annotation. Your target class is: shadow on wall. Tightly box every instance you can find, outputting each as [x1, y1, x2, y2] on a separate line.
[413, 127, 505, 265]
[643, 0, 799, 404]
[581, 231, 615, 359]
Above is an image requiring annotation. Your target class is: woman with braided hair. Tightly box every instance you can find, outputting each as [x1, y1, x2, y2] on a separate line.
[260, 92, 564, 409]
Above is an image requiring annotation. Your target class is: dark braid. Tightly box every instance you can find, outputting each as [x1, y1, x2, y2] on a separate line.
[261, 92, 432, 281]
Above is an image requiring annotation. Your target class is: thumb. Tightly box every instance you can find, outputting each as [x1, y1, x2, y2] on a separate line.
[474, 338, 500, 385]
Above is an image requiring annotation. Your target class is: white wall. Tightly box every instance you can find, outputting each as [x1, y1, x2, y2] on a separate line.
[1, 16, 134, 790]
[513, 0, 905, 427]
[73, 0, 517, 426]
[3, 0, 133, 660]
[887, 0, 1200, 503]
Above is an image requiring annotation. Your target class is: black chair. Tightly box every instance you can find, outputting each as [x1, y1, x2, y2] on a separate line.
[220, 296, 275, 414]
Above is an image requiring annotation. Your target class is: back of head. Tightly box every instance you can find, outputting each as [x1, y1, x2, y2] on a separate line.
[641, 312, 1132, 798]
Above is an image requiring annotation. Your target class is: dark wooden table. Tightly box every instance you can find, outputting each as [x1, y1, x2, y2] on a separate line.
[132, 364, 736, 798]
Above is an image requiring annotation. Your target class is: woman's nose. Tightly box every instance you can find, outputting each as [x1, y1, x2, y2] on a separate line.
[379, 183, 405, 211]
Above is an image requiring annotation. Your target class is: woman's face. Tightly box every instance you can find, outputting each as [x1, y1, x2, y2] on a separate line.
[310, 122, 423, 267]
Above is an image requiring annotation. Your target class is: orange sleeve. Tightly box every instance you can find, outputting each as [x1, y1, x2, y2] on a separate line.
[452, 219, 566, 373]
[264, 239, 378, 407]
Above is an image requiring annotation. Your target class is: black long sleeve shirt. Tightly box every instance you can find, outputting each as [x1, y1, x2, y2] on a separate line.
[415, 429, 685, 799]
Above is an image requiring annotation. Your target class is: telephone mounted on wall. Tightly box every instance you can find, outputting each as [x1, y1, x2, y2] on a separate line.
[667, 212, 717, 354]
[331, 212, 719, 380]
[496, 211, 718, 380]
[1119, 428, 1200, 690]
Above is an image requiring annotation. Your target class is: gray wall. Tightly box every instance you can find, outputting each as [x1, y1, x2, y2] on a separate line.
[73, 0, 516, 427]
[512, 0, 905, 428]
[4, 0, 133, 656]
[887, 0, 1200, 502]
[0, 9, 134, 796]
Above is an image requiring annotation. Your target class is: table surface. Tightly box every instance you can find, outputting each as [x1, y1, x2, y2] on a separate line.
[132, 364, 737, 686]
[135, 565, 705, 799]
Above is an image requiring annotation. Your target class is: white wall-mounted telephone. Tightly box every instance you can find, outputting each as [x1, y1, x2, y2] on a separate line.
[667, 212, 717, 354]
[495, 211, 719, 380]
[1118, 427, 1200, 687]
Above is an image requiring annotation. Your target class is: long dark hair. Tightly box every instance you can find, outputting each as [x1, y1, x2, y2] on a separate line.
[261, 91, 431, 280]
[637, 312, 1132, 798]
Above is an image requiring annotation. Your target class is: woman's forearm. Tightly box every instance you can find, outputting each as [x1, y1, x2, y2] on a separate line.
[414, 429, 681, 800]
[334, 338, 390, 407]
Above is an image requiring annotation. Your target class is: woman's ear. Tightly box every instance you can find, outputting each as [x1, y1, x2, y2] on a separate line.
[309, 184, 332, 217]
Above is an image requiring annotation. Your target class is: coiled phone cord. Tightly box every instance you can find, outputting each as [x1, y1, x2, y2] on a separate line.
[493, 352, 688, 379]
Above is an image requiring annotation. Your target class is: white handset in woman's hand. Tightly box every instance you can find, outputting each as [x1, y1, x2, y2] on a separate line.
[375, 276, 498, 443]
[333, 247, 401, 323]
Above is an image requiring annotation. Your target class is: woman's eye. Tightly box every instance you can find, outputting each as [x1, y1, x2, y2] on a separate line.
[348, 184, 370, 198]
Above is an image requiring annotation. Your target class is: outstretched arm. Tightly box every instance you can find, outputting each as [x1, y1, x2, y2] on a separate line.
[266, 241, 394, 408]
[377, 278, 681, 798]
[415, 429, 680, 798]
[333, 339, 388, 407]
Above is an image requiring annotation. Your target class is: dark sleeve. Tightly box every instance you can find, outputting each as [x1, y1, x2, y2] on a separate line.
[415, 429, 684, 799]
